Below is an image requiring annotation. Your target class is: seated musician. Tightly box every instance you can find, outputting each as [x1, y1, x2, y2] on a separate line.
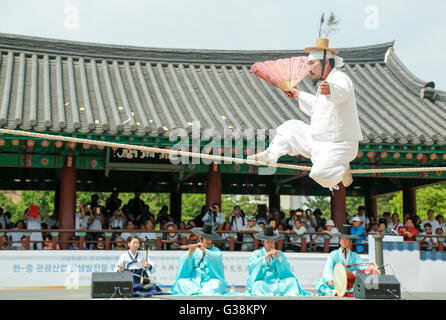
[114, 236, 163, 295]
[313, 224, 367, 296]
[246, 225, 313, 296]
[170, 223, 228, 295]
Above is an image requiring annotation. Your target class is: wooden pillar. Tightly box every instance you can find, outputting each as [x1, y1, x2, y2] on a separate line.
[254, 238, 259, 250]
[170, 182, 182, 223]
[323, 237, 330, 253]
[277, 239, 283, 251]
[54, 183, 60, 218]
[58, 156, 76, 250]
[403, 185, 417, 216]
[365, 195, 378, 220]
[301, 237, 307, 252]
[229, 237, 235, 251]
[268, 185, 281, 212]
[331, 183, 347, 230]
[205, 163, 221, 208]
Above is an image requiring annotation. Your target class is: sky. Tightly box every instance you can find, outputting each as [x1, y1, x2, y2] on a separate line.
[1, 0, 445, 89]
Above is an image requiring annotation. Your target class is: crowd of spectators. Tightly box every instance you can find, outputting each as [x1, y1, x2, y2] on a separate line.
[0, 191, 445, 252]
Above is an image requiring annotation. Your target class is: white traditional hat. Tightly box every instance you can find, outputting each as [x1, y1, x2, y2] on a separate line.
[305, 38, 344, 68]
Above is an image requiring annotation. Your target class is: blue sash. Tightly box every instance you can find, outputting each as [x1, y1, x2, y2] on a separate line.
[125, 251, 138, 271]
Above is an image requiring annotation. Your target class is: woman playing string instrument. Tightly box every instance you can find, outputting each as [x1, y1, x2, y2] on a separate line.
[114, 236, 163, 295]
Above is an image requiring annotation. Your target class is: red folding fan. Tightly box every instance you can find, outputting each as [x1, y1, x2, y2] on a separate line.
[250, 56, 310, 90]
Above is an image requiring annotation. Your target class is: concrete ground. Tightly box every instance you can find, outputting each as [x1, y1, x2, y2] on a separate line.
[0, 288, 445, 300]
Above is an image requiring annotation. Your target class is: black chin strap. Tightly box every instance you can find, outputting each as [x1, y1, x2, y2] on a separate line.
[319, 49, 327, 82]
[312, 49, 328, 87]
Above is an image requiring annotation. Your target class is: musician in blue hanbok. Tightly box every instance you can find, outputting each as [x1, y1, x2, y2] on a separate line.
[114, 236, 163, 295]
[170, 223, 228, 295]
[313, 224, 365, 296]
[246, 225, 313, 296]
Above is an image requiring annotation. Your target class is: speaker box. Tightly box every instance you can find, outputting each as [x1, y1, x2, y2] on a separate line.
[91, 272, 134, 298]
[353, 274, 401, 299]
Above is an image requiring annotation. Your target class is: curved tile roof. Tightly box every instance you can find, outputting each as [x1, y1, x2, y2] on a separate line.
[0, 33, 444, 145]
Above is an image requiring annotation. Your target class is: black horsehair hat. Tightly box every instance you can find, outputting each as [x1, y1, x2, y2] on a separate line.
[332, 224, 360, 239]
[191, 223, 221, 241]
[254, 225, 283, 241]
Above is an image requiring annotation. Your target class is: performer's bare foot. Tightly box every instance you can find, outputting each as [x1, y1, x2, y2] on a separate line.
[342, 166, 353, 187]
[247, 150, 278, 166]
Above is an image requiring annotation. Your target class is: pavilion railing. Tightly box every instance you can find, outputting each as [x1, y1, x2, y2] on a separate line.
[0, 229, 444, 252]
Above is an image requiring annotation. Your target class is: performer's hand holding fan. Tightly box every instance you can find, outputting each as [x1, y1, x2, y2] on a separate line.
[250, 56, 310, 90]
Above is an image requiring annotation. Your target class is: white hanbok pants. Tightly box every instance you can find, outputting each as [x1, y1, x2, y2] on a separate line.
[268, 120, 358, 190]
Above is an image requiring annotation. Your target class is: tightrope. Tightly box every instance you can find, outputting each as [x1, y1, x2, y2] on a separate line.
[0, 128, 445, 175]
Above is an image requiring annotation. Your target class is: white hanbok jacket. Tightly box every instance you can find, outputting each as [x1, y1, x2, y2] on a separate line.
[114, 250, 156, 272]
[298, 68, 363, 143]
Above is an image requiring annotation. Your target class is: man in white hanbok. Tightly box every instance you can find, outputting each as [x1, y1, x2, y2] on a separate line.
[248, 38, 363, 190]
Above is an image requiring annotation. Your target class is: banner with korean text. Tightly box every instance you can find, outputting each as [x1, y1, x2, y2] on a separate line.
[0, 250, 341, 290]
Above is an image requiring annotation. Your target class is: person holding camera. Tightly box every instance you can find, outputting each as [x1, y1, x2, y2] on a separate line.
[75, 203, 89, 236]
[229, 206, 246, 249]
[201, 203, 224, 231]
[86, 205, 104, 248]
[241, 216, 262, 251]
[109, 208, 125, 229]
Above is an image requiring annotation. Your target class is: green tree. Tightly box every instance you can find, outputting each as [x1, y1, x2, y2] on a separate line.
[346, 197, 364, 219]
[416, 184, 446, 220]
[376, 193, 399, 216]
[6, 191, 55, 223]
[221, 195, 259, 219]
[182, 193, 205, 222]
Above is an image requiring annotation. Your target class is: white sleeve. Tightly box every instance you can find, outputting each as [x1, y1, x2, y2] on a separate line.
[114, 254, 126, 271]
[145, 253, 156, 273]
[298, 92, 317, 116]
[325, 74, 352, 104]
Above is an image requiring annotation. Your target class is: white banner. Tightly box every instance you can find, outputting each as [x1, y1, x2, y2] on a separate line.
[0, 250, 356, 290]
[3, 244, 446, 293]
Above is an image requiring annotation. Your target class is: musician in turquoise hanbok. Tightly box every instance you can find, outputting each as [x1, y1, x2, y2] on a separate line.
[170, 223, 228, 295]
[245, 225, 313, 296]
[313, 224, 366, 296]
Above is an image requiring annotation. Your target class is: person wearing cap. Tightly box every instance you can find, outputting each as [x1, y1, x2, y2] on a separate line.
[313, 224, 366, 296]
[245, 225, 313, 296]
[240, 216, 262, 251]
[162, 221, 181, 250]
[321, 219, 339, 252]
[257, 219, 267, 230]
[248, 38, 362, 191]
[351, 216, 366, 253]
[170, 223, 228, 295]
[68, 236, 88, 250]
